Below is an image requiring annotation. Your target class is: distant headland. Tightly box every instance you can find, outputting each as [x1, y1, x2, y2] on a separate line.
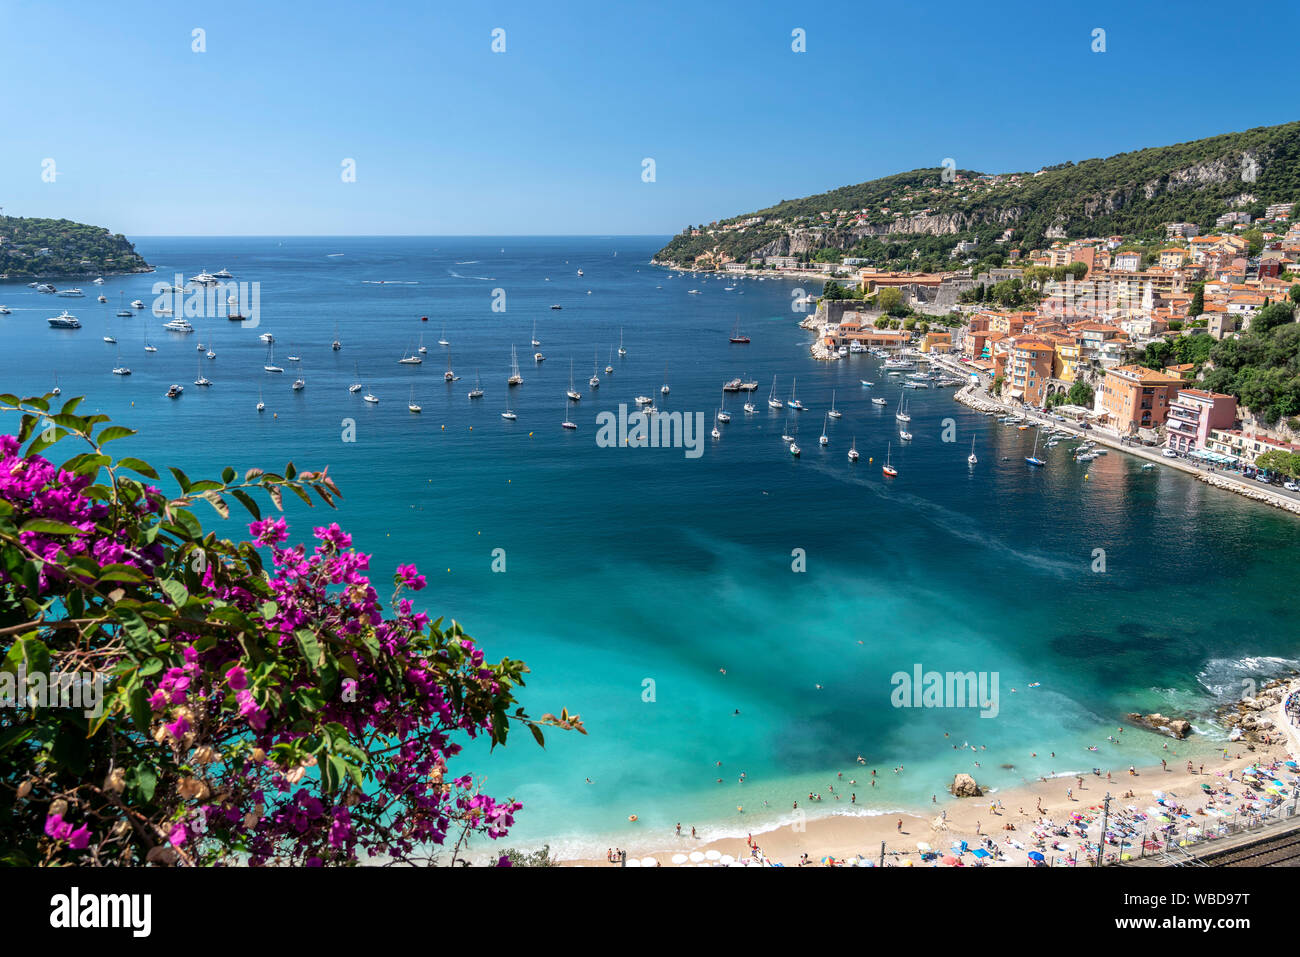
[0, 215, 152, 279]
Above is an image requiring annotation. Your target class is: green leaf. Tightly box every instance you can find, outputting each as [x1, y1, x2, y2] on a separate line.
[168, 466, 193, 494]
[117, 457, 159, 479]
[295, 629, 323, 670]
[20, 518, 81, 536]
[97, 563, 149, 584]
[115, 608, 155, 659]
[128, 684, 152, 735]
[96, 425, 137, 444]
[229, 489, 261, 520]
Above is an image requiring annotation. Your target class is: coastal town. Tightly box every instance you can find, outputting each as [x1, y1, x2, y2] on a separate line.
[671, 200, 1300, 510]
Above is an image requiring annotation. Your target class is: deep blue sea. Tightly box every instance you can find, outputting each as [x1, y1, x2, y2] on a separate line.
[2, 236, 1298, 859]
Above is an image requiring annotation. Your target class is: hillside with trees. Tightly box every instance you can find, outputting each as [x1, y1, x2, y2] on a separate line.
[0, 216, 151, 279]
[656, 121, 1300, 273]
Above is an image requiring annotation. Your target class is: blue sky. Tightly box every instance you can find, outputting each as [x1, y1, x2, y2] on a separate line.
[2, 0, 1295, 236]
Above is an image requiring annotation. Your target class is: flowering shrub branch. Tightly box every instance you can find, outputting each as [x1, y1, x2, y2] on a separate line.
[0, 394, 583, 866]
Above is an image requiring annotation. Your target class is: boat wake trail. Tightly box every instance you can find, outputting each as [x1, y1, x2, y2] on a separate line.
[447, 269, 496, 281]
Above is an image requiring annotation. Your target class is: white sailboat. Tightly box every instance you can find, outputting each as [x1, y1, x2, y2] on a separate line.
[508, 345, 522, 386]
[531, 322, 540, 348]
[257, 388, 265, 413]
[566, 359, 581, 401]
[416, 333, 427, 355]
[112, 345, 131, 376]
[103, 316, 116, 344]
[438, 324, 449, 347]
[589, 350, 601, 389]
[399, 339, 422, 364]
[445, 353, 455, 381]
[618, 328, 626, 357]
[469, 370, 484, 399]
[661, 363, 670, 395]
[768, 375, 783, 410]
[828, 390, 842, 419]
[711, 410, 721, 440]
[848, 436, 860, 462]
[408, 386, 421, 413]
[883, 442, 897, 477]
[819, 413, 829, 446]
[143, 326, 157, 353]
[194, 353, 211, 387]
[332, 322, 342, 351]
[501, 392, 517, 420]
[717, 392, 730, 423]
[562, 400, 577, 430]
[605, 348, 614, 375]
[265, 343, 284, 373]
[968, 436, 978, 467]
[895, 394, 911, 423]
[349, 362, 364, 393]
[787, 378, 804, 410]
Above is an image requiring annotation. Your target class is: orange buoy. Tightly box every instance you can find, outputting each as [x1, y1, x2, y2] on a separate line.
[628, 815, 638, 822]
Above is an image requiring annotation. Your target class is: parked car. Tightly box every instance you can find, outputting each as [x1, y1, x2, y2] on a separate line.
[1162, 449, 1178, 458]
[1284, 481, 1299, 492]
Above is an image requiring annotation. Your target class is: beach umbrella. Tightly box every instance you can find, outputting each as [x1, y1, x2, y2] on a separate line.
[625, 858, 642, 867]
[705, 849, 721, 861]
[640, 857, 659, 868]
[1027, 851, 1045, 862]
[719, 855, 735, 866]
[671, 853, 687, 865]
[916, 841, 931, 852]
[689, 851, 705, 863]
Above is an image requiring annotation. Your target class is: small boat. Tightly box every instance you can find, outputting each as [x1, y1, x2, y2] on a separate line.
[292, 376, 305, 391]
[1026, 432, 1045, 467]
[47, 310, 81, 329]
[819, 413, 829, 446]
[0, 304, 13, 314]
[535, 352, 545, 362]
[51, 373, 61, 396]
[408, 386, 421, 413]
[767, 375, 783, 410]
[848, 436, 860, 462]
[828, 390, 842, 419]
[550, 304, 562, 310]
[415, 333, 427, 355]
[445, 354, 455, 381]
[531, 322, 541, 347]
[786, 378, 804, 410]
[871, 396, 888, 406]
[508, 345, 523, 386]
[634, 395, 653, 406]
[729, 317, 750, 343]
[576, 268, 583, 276]
[92, 277, 105, 285]
[57, 288, 85, 298]
[469, 370, 484, 399]
[349, 362, 364, 393]
[259, 332, 274, 343]
[717, 394, 731, 423]
[332, 322, 342, 351]
[213, 268, 234, 279]
[711, 411, 721, 440]
[96, 295, 107, 303]
[562, 400, 577, 430]
[438, 324, 449, 347]
[618, 328, 626, 357]
[566, 359, 581, 401]
[882, 442, 897, 477]
[661, 363, 670, 395]
[899, 429, 912, 441]
[967, 436, 978, 467]
[131, 300, 145, 310]
[789, 439, 800, 458]
[399, 340, 423, 364]
[502, 393, 517, 420]
[166, 384, 184, 398]
[895, 396, 911, 423]
[256, 388, 265, 413]
[605, 348, 614, 375]
[363, 392, 379, 404]
[743, 401, 756, 414]
[590, 351, 601, 389]
[264, 343, 284, 373]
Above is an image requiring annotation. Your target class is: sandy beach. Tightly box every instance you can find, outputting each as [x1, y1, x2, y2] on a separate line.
[563, 681, 1300, 867]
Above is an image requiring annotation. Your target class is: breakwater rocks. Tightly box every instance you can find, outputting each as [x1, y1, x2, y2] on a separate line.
[1197, 472, 1300, 516]
[1216, 677, 1298, 746]
[950, 773, 983, 798]
[1124, 713, 1192, 739]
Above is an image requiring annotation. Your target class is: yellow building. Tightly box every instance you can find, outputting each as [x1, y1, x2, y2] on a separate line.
[1051, 335, 1082, 382]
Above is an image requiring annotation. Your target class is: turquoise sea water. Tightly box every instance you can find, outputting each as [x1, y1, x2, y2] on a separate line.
[2, 236, 1297, 859]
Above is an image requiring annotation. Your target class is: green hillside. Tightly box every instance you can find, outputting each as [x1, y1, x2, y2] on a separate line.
[656, 121, 1300, 271]
[0, 216, 151, 279]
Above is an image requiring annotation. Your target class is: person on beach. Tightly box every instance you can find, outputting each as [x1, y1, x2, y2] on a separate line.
[896, 819, 902, 832]
[675, 822, 681, 837]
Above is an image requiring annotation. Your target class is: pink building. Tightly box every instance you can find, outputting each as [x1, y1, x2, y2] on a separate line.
[1165, 389, 1237, 455]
